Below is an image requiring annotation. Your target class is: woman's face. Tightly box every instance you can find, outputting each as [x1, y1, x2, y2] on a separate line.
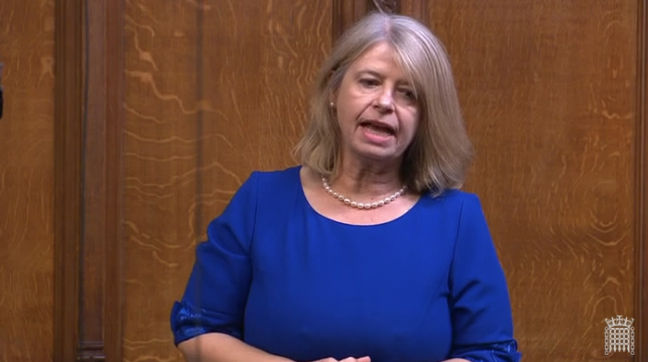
[334, 42, 419, 167]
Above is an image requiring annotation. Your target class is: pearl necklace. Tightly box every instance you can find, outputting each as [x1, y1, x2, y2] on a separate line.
[321, 176, 407, 210]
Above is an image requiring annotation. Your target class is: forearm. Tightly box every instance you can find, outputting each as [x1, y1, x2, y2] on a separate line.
[178, 332, 293, 362]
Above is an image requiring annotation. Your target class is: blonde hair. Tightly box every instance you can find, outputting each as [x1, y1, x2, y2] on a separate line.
[295, 12, 473, 195]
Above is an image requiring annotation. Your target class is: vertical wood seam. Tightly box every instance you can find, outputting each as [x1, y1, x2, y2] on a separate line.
[104, 0, 125, 360]
[195, 0, 205, 242]
[637, 0, 647, 359]
[77, 1, 105, 359]
[54, 0, 83, 360]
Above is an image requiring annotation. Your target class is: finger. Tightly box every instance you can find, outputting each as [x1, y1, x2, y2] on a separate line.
[357, 357, 371, 362]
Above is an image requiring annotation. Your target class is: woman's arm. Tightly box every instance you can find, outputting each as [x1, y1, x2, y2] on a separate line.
[178, 332, 293, 362]
[446, 195, 521, 361]
[173, 175, 265, 360]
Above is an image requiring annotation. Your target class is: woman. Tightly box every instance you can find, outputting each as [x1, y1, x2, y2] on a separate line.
[171, 12, 520, 362]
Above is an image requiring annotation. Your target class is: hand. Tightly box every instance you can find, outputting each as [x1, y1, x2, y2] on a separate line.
[311, 357, 371, 362]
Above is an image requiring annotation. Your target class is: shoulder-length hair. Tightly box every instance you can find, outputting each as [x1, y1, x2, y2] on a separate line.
[295, 12, 473, 195]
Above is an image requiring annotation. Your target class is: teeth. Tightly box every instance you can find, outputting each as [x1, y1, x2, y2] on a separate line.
[363, 123, 393, 135]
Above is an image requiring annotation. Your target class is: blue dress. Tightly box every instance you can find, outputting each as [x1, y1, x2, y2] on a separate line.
[171, 166, 520, 361]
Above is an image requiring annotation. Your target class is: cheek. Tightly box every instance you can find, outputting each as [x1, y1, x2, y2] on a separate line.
[403, 110, 420, 136]
[335, 105, 352, 127]
[336, 98, 363, 126]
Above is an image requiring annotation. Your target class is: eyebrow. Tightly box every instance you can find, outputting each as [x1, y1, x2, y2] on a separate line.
[356, 70, 413, 87]
[356, 70, 382, 78]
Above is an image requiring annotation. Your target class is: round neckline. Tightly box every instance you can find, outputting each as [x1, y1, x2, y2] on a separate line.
[296, 166, 424, 227]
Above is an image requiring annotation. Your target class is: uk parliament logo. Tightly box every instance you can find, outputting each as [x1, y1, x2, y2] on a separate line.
[604, 315, 635, 355]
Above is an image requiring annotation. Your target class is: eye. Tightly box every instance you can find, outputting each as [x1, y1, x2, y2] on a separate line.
[397, 87, 417, 103]
[358, 77, 380, 88]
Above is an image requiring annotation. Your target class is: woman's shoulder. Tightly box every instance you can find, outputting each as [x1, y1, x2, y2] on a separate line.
[412, 188, 487, 224]
[249, 165, 301, 183]
[425, 188, 481, 207]
[243, 165, 302, 199]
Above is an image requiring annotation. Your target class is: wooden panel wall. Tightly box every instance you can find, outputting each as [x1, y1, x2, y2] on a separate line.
[121, 2, 201, 359]
[120, 1, 331, 360]
[54, 0, 84, 360]
[114, 1, 645, 360]
[418, 2, 639, 360]
[79, 1, 125, 360]
[0, 0, 55, 361]
[639, 0, 648, 355]
[7, 0, 640, 360]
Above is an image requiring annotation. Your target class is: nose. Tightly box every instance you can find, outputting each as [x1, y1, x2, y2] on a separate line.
[373, 90, 394, 113]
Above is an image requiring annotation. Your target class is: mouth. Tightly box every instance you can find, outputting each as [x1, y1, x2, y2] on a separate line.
[359, 120, 396, 137]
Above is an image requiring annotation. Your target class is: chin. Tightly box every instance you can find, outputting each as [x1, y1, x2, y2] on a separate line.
[356, 148, 403, 163]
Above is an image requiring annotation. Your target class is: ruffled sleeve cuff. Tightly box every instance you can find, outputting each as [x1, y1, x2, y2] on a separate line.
[170, 300, 243, 346]
[450, 339, 522, 362]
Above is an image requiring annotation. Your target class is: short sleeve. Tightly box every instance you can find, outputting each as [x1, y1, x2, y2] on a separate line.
[447, 194, 521, 361]
[170, 172, 259, 346]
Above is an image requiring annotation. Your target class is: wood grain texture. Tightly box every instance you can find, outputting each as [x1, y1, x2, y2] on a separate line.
[54, 0, 84, 360]
[120, 1, 330, 360]
[332, 0, 400, 40]
[332, 0, 372, 40]
[122, 2, 200, 360]
[638, 0, 648, 358]
[0, 0, 55, 361]
[81, 1, 108, 358]
[78, 0, 126, 360]
[420, 1, 638, 360]
[103, 0, 126, 359]
[65, 0, 646, 360]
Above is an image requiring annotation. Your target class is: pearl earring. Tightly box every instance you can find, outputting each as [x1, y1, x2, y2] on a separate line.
[330, 102, 335, 107]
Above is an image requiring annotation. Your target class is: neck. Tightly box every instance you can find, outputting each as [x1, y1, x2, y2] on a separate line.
[330, 156, 404, 199]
